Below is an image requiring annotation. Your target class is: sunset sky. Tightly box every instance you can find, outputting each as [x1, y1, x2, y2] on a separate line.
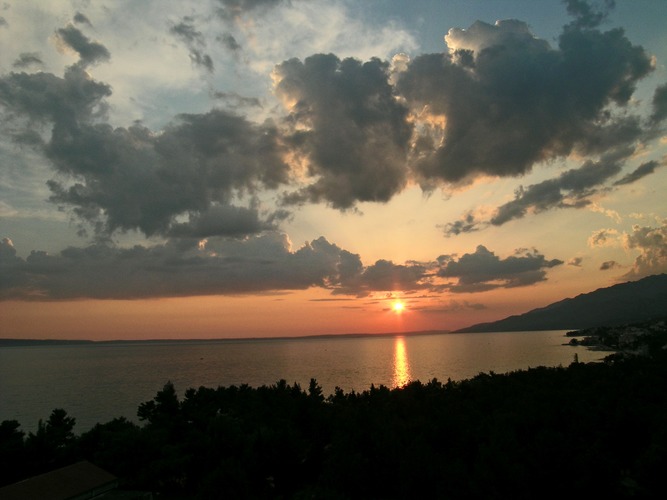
[1, 0, 666, 340]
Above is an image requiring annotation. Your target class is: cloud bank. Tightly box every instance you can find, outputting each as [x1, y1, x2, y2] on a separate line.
[1, 1, 665, 303]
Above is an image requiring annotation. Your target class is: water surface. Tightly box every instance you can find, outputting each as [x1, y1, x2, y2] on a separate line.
[0, 331, 602, 432]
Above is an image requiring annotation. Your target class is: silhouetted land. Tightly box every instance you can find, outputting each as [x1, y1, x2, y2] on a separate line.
[457, 273, 667, 332]
[2, 319, 667, 498]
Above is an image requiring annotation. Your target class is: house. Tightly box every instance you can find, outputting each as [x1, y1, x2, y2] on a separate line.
[0, 460, 149, 499]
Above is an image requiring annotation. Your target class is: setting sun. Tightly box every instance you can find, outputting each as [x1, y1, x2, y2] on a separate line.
[392, 300, 406, 313]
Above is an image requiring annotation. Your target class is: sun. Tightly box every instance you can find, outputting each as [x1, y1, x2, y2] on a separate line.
[392, 300, 406, 313]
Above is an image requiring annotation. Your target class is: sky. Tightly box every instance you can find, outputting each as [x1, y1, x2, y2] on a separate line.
[1, 0, 666, 340]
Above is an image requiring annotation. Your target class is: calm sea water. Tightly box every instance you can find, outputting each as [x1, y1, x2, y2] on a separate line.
[0, 331, 603, 433]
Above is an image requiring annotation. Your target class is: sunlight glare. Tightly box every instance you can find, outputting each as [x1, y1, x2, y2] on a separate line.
[393, 336, 411, 387]
[392, 300, 405, 313]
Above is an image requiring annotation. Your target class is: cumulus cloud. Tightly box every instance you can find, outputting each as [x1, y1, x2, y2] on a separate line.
[395, 15, 653, 186]
[274, 53, 412, 208]
[622, 220, 667, 278]
[0, 234, 358, 300]
[55, 24, 110, 67]
[437, 245, 563, 293]
[1, 235, 566, 300]
[0, 60, 290, 239]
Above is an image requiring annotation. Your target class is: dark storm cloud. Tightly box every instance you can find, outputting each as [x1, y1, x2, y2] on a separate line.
[613, 160, 663, 186]
[12, 52, 44, 69]
[0, 63, 290, 238]
[170, 18, 214, 73]
[395, 15, 653, 186]
[274, 53, 412, 208]
[437, 245, 563, 293]
[55, 25, 110, 67]
[0, 234, 364, 300]
[650, 83, 667, 125]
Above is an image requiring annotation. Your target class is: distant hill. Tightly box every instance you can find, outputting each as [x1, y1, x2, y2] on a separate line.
[456, 274, 667, 333]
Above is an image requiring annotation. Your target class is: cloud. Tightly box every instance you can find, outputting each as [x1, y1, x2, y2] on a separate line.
[568, 257, 584, 267]
[441, 211, 481, 237]
[622, 220, 667, 279]
[650, 83, 667, 124]
[216, 0, 284, 22]
[437, 245, 563, 293]
[169, 17, 214, 73]
[0, 64, 290, 239]
[395, 15, 653, 186]
[334, 259, 431, 297]
[588, 228, 620, 247]
[217, 33, 242, 54]
[415, 299, 487, 314]
[0, 65, 112, 126]
[12, 52, 44, 69]
[600, 260, 621, 270]
[55, 24, 110, 67]
[2, 234, 565, 300]
[0, 234, 360, 300]
[274, 53, 412, 208]
[490, 151, 627, 226]
[212, 90, 261, 108]
[73, 12, 92, 26]
[564, 0, 615, 29]
[614, 160, 663, 185]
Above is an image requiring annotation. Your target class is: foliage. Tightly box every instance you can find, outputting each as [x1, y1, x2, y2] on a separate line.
[2, 357, 667, 497]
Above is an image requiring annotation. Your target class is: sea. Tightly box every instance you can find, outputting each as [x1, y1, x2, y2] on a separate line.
[0, 330, 604, 433]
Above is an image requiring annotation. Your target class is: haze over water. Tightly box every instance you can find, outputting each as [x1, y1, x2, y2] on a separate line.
[0, 331, 603, 433]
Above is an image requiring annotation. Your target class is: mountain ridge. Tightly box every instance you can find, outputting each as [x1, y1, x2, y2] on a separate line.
[455, 274, 667, 333]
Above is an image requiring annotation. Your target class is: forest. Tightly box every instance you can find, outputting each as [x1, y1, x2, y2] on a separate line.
[2, 329, 667, 498]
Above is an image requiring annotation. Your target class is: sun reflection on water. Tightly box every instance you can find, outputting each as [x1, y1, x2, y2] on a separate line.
[393, 336, 411, 387]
